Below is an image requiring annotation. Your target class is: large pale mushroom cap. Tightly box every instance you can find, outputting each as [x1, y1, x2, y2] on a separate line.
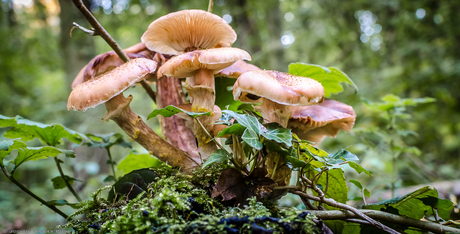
[217, 60, 260, 78]
[233, 70, 325, 105]
[157, 47, 251, 78]
[288, 99, 356, 143]
[71, 43, 155, 88]
[141, 9, 237, 55]
[67, 58, 157, 111]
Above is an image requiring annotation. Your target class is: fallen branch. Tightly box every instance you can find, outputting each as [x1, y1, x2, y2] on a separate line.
[309, 210, 460, 234]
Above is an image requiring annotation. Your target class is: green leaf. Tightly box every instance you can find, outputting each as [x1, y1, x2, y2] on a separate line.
[347, 161, 372, 176]
[288, 63, 357, 97]
[307, 168, 348, 207]
[117, 151, 162, 174]
[363, 188, 371, 198]
[202, 149, 231, 168]
[47, 199, 79, 209]
[223, 110, 262, 150]
[51, 176, 82, 189]
[261, 123, 292, 147]
[214, 76, 242, 111]
[13, 146, 74, 169]
[0, 114, 86, 146]
[349, 179, 363, 190]
[147, 105, 210, 120]
[0, 139, 27, 166]
[284, 155, 307, 169]
[215, 123, 246, 137]
[364, 186, 453, 220]
[103, 175, 116, 183]
[82, 133, 132, 149]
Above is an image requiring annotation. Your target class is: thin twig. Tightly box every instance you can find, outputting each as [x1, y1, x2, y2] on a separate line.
[310, 210, 460, 234]
[207, 0, 214, 12]
[1, 165, 69, 219]
[54, 157, 82, 202]
[71, 0, 156, 102]
[106, 147, 117, 181]
[72, 22, 98, 36]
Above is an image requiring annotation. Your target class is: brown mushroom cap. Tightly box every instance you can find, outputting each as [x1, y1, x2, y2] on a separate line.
[288, 99, 356, 143]
[157, 47, 251, 78]
[217, 60, 260, 78]
[67, 58, 157, 111]
[233, 70, 325, 105]
[71, 43, 155, 89]
[141, 9, 237, 55]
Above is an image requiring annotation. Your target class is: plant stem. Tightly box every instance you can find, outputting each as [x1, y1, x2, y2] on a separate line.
[106, 147, 117, 180]
[1, 165, 69, 219]
[195, 118, 230, 155]
[71, 0, 156, 102]
[208, 0, 214, 12]
[54, 157, 82, 202]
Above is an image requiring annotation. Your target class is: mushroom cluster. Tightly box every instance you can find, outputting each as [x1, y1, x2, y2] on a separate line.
[67, 8, 356, 173]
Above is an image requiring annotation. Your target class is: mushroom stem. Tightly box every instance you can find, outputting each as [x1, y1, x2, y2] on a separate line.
[255, 99, 292, 128]
[186, 68, 218, 159]
[157, 76, 200, 161]
[103, 94, 200, 173]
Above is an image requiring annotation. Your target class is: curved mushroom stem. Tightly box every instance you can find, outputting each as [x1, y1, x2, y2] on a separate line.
[186, 68, 218, 159]
[255, 98, 292, 128]
[103, 94, 200, 173]
[157, 76, 200, 161]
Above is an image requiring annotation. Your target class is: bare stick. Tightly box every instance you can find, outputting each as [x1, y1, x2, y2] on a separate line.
[71, 0, 156, 102]
[54, 157, 82, 202]
[72, 22, 97, 36]
[310, 210, 460, 234]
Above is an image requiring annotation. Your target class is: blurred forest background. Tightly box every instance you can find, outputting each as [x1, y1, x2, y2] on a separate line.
[1, 0, 459, 230]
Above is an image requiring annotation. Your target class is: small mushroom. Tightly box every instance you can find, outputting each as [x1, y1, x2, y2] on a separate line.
[287, 99, 356, 145]
[217, 60, 260, 78]
[71, 43, 155, 89]
[233, 70, 325, 127]
[141, 9, 237, 55]
[67, 58, 199, 173]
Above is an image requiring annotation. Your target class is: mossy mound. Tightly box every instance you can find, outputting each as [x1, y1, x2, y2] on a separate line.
[61, 165, 319, 233]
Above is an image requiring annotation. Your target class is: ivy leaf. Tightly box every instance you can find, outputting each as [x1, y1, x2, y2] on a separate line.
[223, 110, 262, 150]
[261, 123, 292, 147]
[147, 105, 210, 120]
[364, 186, 453, 220]
[289, 63, 357, 97]
[13, 145, 74, 170]
[216, 123, 246, 137]
[202, 149, 231, 168]
[47, 199, 79, 209]
[0, 114, 86, 146]
[117, 151, 162, 174]
[328, 149, 359, 164]
[51, 176, 82, 189]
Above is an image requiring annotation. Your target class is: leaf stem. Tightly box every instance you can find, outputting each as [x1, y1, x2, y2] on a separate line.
[1, 165, 69, 219]
[54, 157, 82, 202]
[71, 0, 156, 102]
[106, 147, 117, 181]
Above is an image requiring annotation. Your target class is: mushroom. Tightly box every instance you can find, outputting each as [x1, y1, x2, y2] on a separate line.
[287, 99, 356, 145]
[71, 43, 155, 89]
[141, 9, 236, 55]
[233, 70, 325, 127]
[217, 60, 260, 78]
[67, 58, 200, 173]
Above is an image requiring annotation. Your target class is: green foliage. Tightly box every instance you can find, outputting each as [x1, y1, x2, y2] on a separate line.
[117, 150, 162, 174]
[51, 176, 82, 190]
[288, 63, 357, 97]
[82, 133, 132, 149]
[147, 105, 210, 120]
[202, 149, 231, 169]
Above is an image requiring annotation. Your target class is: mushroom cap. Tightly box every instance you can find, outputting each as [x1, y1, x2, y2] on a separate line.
[67, 58, 157, 111]
[141, 9, 237, 55]
[288, 99, 356, 143]
[157, 47, 251, 78]
[71, 43, 155, 89]
[217, 60, 260, 78]
[233, 70, 325, 105]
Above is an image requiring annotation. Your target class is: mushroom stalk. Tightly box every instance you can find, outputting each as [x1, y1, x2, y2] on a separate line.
[157, 76, 200, 161]
[104, 94, 200, 173]
[255, 99, 292, 128]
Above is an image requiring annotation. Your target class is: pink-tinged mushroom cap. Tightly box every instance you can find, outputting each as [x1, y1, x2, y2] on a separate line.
[71, 43, 155, 89]
[141, 9, 237, 55]
[233, 70, 325, 105]
[217, 60, 260, 78]
[157, 47, 251, 78]
[67, 58, 157, 111]
[288, 99, 356, 144]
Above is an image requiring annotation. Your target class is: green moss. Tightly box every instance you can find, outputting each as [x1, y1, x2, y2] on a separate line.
[61, 165, 318, 233]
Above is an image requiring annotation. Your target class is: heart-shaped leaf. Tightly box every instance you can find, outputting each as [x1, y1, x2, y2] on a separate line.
[202, 149, 231, 168]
